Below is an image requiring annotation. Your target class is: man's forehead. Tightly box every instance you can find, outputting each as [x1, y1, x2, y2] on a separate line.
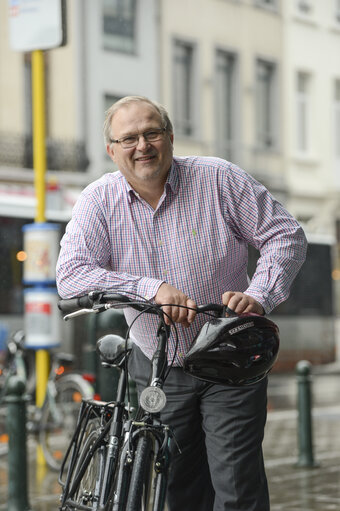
[115, 102, 159, 120]
[111, 102, 162, 133]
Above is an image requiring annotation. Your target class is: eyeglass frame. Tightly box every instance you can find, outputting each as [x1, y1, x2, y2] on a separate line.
[109, 127, 168, 149]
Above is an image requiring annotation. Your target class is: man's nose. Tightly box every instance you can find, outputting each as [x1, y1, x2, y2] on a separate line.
[136, 134, 149, 150]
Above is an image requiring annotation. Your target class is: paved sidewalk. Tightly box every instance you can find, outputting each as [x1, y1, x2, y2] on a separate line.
[264, 363, 340, 510]
[264, 405, 340, 510]
[0, 364, 339, 510]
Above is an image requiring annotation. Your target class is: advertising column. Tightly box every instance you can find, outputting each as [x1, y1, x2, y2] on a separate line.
[23, 223, 61, 350]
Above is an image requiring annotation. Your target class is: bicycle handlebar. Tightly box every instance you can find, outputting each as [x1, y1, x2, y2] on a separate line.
[58, 292, 228, 319]
[58, 292, 135, 314]
[58, 294, 95, 313]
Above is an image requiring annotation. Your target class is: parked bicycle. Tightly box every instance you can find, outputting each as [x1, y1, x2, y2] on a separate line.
[0, 329, 94, 470]
[57, 291, 236, 511]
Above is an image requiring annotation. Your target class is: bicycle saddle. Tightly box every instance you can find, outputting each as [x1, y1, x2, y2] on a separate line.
[96, 334, 132, 367]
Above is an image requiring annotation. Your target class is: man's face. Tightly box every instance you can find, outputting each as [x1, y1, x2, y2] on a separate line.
[106, 102, 174, 190]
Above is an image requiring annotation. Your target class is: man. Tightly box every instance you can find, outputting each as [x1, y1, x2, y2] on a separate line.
[56, 95, 307, 510]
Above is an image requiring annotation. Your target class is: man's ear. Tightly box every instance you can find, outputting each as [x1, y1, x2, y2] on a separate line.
[106, 143, 115, 161]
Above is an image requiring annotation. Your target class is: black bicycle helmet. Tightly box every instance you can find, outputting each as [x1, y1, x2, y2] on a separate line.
[183, 314, 279, 386]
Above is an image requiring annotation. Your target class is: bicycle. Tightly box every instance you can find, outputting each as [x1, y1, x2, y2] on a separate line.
[0, 329, 94, 470]
[58, 291, 225, 511]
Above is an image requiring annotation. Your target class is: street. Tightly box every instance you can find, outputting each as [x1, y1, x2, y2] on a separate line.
[1, 366, 339, 510]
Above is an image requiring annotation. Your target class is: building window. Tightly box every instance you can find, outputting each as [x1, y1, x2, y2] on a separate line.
[335, 0, 340, 24]
[296, 72, 311, 154]
[215, 50, 238, 161]
[255, 0, 277, 8]
[173, 40, 197, 137]
[256, 59, 277, 149]
[334, 81, 340, 158]
[102, 0, 137, 54]
[334, 80, 340, 184]
[103, 94, 122, 164]
[23, 54, 33, 168]
[104, 94, 122, 115]
[296, 0, 313, 15]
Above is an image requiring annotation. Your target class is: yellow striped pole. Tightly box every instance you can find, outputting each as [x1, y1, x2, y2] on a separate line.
[32, 49, 50, 466]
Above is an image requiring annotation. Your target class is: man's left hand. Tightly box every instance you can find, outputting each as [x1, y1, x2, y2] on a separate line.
[222, 291, 264, 315]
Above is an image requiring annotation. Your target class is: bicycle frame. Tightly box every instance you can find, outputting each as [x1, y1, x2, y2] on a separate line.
[59, 302, 174, 511]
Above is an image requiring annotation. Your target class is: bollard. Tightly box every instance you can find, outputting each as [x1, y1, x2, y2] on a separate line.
[5, 374, 32, 511]
[295, 360, 318, 468]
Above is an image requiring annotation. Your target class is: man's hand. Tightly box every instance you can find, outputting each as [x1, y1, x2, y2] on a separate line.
[222, 291, 264, 315]
[155, 283, 197, 327]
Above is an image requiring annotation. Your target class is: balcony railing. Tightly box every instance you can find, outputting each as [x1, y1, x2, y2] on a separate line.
[0, 132, 89, 172]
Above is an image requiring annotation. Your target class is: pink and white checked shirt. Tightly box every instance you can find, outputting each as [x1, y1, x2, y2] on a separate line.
[56, 156, 307, 365]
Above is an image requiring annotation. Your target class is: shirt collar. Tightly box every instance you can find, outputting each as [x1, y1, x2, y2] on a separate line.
[166, 160, 179, 195]
[123, 160, 179, 203]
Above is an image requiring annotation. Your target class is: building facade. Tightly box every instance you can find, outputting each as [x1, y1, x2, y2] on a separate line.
[0, 0, 339, 364]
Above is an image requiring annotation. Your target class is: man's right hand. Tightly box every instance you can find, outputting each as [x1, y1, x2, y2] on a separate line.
[154, 283, 197, 327]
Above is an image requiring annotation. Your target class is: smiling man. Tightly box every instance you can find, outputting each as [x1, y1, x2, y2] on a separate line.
[56, 95, 307, 511]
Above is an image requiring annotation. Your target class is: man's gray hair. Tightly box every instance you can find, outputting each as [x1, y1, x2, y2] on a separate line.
[103, 95, 173, 146]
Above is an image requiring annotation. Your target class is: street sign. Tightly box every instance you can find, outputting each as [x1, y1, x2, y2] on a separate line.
[8, 0, 66, 52]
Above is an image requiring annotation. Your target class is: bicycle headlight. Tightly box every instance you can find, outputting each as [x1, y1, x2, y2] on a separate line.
[140, 386, 167, 413]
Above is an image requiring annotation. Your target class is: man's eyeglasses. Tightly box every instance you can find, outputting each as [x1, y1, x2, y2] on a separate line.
[110, 127, 167, 149]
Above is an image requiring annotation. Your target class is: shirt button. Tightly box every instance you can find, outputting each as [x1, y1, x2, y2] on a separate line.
[159, 240, 163, 246]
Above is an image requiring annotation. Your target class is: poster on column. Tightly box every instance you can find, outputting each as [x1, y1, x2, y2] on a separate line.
[8, 0, 66, 52]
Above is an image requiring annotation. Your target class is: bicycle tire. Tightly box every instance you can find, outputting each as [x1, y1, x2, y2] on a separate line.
[40, 373, 93, 471]
[63, 419, 107, 510]
[126, 434, 155, 511]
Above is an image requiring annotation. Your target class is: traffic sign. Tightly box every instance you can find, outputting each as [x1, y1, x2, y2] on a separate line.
[8, 0, 66, 52]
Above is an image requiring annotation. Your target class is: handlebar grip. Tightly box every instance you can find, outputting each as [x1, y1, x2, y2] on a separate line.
[196, 304, 238, 317]
[58, 295, 94, 313]
[196, 303, 224, 314]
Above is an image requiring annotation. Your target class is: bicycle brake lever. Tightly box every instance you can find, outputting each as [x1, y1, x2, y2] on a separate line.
[222, 306, 238, 318]
[63, 308, 100, 321]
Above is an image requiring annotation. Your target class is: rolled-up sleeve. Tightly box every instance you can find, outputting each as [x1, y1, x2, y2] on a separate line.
[222, 165, 307, 314]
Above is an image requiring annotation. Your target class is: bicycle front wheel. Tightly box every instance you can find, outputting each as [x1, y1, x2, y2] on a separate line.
[40, 374, 93, 471]
[126, 434, 155, 511]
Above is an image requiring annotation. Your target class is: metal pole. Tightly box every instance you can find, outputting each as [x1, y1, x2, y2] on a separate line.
[5, 375, 32, 511]
[32, 49, 50, 467]
[295, 360, 318, 467]
[32, 49, 46, 224]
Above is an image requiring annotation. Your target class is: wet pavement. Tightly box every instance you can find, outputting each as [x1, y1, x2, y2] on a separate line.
[0, 363, 339, 510]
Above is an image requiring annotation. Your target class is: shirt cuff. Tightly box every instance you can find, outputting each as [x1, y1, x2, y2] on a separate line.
[136, 277, 165, 301]
[244, 288, 275, 315]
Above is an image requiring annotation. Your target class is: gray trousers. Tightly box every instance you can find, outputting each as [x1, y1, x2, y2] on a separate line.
[128, 344, 270, 511]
